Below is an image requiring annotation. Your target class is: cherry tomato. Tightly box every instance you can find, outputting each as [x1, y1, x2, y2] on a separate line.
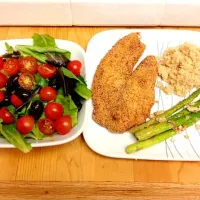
[19, 56, 38, 74]
[0, 107, 15, 124]
[0, 57, 3, 70]
[55, 115, 72, 135]
[16, 115, 34, 134]
[18, 72, 35, 90]
[39, 86, 57, 101]
[37, 64, 56, 78]
[11, 94, 23, 107]
[3, 58, 20, 76]
[0, 91, 5, 103]
[44, 102, 64, 120]
[38, 118, 55, 135]
[0, 72, 8, 89]
[67, 60, 82, 76]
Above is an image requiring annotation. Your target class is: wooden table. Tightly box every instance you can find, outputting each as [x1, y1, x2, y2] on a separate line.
[1, 26, 200, 200]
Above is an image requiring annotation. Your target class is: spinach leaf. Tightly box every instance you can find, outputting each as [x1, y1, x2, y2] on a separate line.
[23, 132, 38, 140]
[74, 82, 92, 100]
[0, 123, 32, 153]
[35, 73, 49, 87]
[32, 33, 57, 48]
[17, 107, 26, 115]
[5, 42, 14, 54]
[55, 95, 78, 127]
[16, 45, 47, 63]
[61, 67, 85, 85]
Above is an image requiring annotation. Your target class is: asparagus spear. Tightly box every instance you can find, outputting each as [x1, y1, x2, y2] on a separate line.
[135, 112, 200, 141]
[125, 114, 200, 154]
[169, 100, 200, 120]
[130, 89, 200, 134]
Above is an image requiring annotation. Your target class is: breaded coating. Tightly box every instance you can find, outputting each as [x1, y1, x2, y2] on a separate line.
[92, 33, 158, 133]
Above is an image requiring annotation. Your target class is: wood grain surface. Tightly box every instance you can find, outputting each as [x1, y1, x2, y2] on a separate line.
[1, 181, 200, 200]
[1, 26, 200, 199]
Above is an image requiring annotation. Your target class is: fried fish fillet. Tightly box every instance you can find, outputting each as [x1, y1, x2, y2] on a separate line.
[92, 33, 158, 133]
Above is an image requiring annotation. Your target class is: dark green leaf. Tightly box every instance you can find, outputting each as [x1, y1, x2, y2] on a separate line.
[32, 33, 57, 48]
[5, 42, 14, 54]
[23, 132, 38, 140]
[6, 105, 17, 119]
[74, 82, 91, 100]
[0, 123, 32, 153]
[55, 95, 78, 126]
[35, 73, 49, 87]
[61, 67, 85, 85]
[77, 75, 87, 85]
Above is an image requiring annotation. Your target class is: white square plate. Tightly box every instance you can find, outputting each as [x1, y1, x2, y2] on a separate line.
[0, 38, 87, 148]
[83, 29, 200, 161]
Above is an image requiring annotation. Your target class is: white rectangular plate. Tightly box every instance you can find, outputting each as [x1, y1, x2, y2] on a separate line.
[84, 29, 200, 161]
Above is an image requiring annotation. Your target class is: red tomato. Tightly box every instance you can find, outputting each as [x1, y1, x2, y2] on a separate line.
[3, 58, 20, 76]
[0, 72, 8, 89]
[55, 115, 72, 135]
[38, 118, 55, 135]
[0, 107, 15, 124]
[11, 94, 23, 107]
[18, 72, 35, 90]
[37, 64, 56, 78]
[16, 115, 34, 134]
[44, 102, 64, 120]
[0, 57, 3, 70]
[39, 86, 57, 101]
[0, 91, 4, 102]
[67, 60, 82, 76]
[19, 56, 38, 74]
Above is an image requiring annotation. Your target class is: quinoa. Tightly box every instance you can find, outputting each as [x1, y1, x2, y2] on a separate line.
[158, 42, 200, 96]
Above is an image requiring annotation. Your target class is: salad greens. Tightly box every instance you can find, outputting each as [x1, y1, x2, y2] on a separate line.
[0, 122, 32, 153]
[15, 33, 71, 63]
[0, 33, 91, 153]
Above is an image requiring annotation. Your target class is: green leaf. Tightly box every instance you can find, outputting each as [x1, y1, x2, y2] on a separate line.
[18, 107, 26, 115]
[74, 82, 92, 100]
[58, 88, 64, 95]
[23, 45, 70, 54]
[31, 124, 44, 140]
[0, 123, 32, 153]
[23, 132, 38, 140]
[55, 95, 78, 127]
[77, 75, 87, 85]
[6, 105, 18, 119]
[63, 51, 71, 60]
[16, 45, 47, 63]
[35, 73, 49, 87]
[61, 67, 85, 85]
[5, 42, 14, 54]
[32, 33, 57, 48]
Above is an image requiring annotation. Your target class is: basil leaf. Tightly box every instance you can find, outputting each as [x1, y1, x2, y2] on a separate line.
[74, 82, 91, 100]
[5, 42, 14, 54]
[6, 105, 18, 119]
[35, 73, 49, 87]
[77, 75, 87, 85]
[17, 107, 27, 115]
[32, 33, 57, 48]
[55, 95, 78, 127]
[61, 67, 85, 85]
[0, 123, 32, 153]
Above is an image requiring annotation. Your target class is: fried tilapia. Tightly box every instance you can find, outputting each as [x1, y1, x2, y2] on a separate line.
[92, 33, 158, 133]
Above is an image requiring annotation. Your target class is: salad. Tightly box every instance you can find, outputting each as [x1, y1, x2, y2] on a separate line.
[0, 34, 91, 153]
